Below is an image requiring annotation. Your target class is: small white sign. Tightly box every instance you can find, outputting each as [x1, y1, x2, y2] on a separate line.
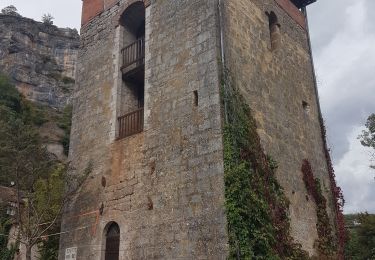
[65, 247, 77, 260]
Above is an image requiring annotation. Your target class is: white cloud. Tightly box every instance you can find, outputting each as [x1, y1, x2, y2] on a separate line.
[309, 0, 375, 168]
[335, 126, 375, 213]
[309, 0, 375, 213]
[315, 1, 375, 111]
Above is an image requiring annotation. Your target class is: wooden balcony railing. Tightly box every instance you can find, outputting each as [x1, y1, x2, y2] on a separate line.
[121, 37, 145, 73]
[117, 107, 144, 139]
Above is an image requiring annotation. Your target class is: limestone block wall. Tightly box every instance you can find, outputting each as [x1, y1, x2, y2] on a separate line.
[222, 0, 335, 255]
[59, 0, 228, 259]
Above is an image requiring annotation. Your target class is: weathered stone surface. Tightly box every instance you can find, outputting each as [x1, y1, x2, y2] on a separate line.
[0, 14, 79, 108]
[223, 0, 336, 255]
[60, 1, 227, 259]
[59, 0, 337, 259]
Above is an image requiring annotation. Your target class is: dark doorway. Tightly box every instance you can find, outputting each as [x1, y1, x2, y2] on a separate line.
[105, 222, 120, 260]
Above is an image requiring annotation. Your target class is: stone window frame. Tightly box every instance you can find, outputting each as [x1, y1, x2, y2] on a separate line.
[101, 221, 121, 260]
[111, 0, 149, 141]
[266, 11, 281, 51]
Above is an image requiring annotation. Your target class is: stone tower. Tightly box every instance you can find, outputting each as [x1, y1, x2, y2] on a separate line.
[59, 0, 341, 259]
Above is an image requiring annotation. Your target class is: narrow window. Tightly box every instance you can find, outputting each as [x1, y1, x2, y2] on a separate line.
[302, 101, 310, 114]
[105, 222, 120, 260]
[193, 90, 198, 107]
[267, 12, 281, 51]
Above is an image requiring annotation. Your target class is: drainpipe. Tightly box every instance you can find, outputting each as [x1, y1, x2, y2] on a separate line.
[218, 0, 228, 124]
[218, 0, 225, 67]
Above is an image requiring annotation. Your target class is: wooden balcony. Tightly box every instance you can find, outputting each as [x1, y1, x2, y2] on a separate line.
[121, 37, 145, 77]
[117, 107, 144, 139]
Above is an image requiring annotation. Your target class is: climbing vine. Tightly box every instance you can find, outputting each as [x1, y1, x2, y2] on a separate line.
[320, 122, 346, 259]
[222, 68, 309, 259]
[301, 159, 336, 257]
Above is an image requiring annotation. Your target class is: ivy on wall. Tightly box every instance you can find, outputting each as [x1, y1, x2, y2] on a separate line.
[221, 68, 309, 259]
[320, 124, 346, 259]
[301, 159, 336, 257]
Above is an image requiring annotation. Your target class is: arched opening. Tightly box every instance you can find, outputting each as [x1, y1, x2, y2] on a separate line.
[104, 222, 120, 260]
[118, 2, 146, 139]
[267, 11, 281, 51]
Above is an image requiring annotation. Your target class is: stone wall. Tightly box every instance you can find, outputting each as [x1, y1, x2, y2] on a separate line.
[61, 0, 338, 258]
[222, 0, 335, 255]
[60, 0, 228, 259]
[0, 14, 79, 108]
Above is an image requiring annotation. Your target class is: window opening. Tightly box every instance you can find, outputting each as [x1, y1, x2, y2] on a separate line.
[105, 223, 120, 260]
[302, 101, 310, 114]
[118, 2, 146, 139]
[193, 90, 198, 107]
[267, 11, 281, 51]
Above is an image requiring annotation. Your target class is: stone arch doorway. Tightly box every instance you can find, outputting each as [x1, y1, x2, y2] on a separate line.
[104, 222, 120, 260]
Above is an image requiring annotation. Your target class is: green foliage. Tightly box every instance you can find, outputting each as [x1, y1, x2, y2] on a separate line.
[0, 116, 52, 187]
[1, 5, 21, 17]
[314, 180, 335, 254]
[0, 74, 47, 127]
[222, 68, 309, 259]
[359, 114, 375, 169]
[359, 114, 375, 149]
[58, 105, 72, 156]
[0, 75, 22, 113]
[345, 213, 375, 260]
[0, 206, 18, 260]
[41, 14, 54, 25]
[30, 166, 65, 259]
[20, 101, 48, 126]
[0, 74, 69, 258]
[301, 160, 336, 256]
[38, 232, 59, 260]
[34, 164, 66, 220]
[356, 214, 375, 256]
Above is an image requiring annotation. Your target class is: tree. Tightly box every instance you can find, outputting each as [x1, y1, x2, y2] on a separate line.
[41, 14, 54, 25]
[359, 114, 375, 170]
[345, 213, 375, 259]
[0, 74, 80, 260]
[1, 5, 21, 16]
[0, 118, 58, 260]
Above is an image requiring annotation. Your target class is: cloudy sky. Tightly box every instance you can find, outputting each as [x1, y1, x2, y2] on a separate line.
[1, 0, 374, 213]
[308, 0, 375, 213]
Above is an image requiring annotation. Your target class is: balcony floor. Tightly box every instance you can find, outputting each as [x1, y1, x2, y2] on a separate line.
[122, 66, 144, 86]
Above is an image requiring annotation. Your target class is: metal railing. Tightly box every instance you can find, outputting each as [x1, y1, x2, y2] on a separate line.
[121, 37, 145, 72]
[117, 107, 144, 139]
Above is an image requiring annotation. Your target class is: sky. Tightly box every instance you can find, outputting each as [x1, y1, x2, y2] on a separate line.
[308, 0, 375, 213]
[0, 0, 374, 213]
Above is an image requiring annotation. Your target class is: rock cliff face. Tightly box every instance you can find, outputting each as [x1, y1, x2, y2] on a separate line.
[0, 14, 79, 108]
